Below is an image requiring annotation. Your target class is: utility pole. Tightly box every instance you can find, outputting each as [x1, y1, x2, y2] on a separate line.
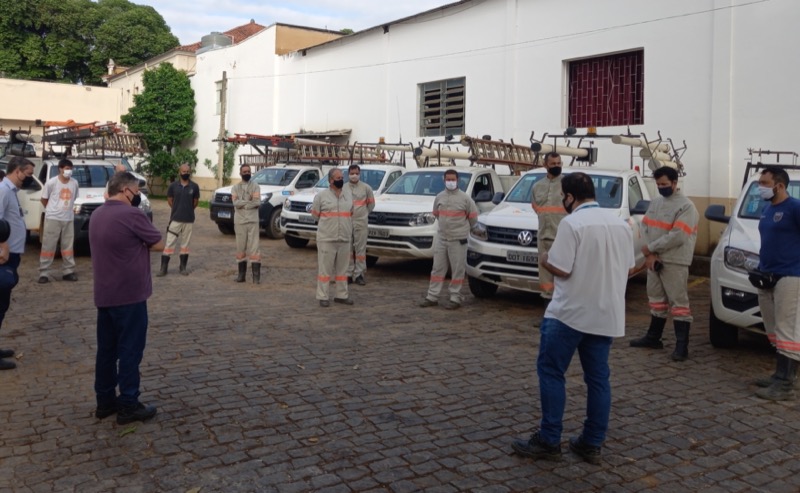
[216, 71, 228, 188]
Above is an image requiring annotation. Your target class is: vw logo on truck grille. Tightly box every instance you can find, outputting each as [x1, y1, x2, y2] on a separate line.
[517, 230, 534, 246]
[305, 203, 313, 213]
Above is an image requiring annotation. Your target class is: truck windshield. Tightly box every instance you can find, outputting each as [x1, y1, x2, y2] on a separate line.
[738, 180, 800, 219]
[505, 173, 622, 208]
[385, 170, 468, 196]
[505, 173, 547, 203]
[253, 168, 299, 186]
[312, 169, 386, 190]
[71, 164, 118, 188]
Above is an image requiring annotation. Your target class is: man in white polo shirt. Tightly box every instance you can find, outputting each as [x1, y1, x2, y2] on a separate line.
[511, 172, 635, 465]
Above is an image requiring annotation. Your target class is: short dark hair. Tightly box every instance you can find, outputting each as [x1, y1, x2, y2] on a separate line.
[761, 166, 790, 188]
[7, 156, 34, 175]
[653, 166, 679, 182]
[58, 159, 73, 169]
[107, 172, 139, 196]
[348, 164, 361, 173]
[544, 152, 561, 163]
[240, 165, 251, 174]
[444, 169, 458, 179]
[561, 172, 595, 201]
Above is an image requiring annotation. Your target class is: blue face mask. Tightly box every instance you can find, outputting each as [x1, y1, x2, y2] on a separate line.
[658, 186, 674, 198]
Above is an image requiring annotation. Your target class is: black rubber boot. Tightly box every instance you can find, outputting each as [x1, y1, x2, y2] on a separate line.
[756, 354, 800, 388]
[630, 316, 666, 349]
[179, 254, 189, 276]
[756, 354, 798, 401]
[252, 263, 261, 284]
[235, 261, 247, 282]
[156, 256, 169, 277]
[671, 320, 690, 361]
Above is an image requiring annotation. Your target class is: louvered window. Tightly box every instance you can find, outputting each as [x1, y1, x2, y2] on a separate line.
[419, 77, 466, 137]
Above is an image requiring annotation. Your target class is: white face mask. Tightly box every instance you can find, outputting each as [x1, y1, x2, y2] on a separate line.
[349, 174, 359, 183]
[62, 169, 73, 178]
[445, 180, 458, 191]
[758, 185, 775, 201]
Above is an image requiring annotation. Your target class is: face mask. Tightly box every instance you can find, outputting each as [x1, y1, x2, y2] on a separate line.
[657, 186, 674, 198]
[333, 179, 345, 189]
[445, 181, 458, 191]
[562, 196, 574, 214]
[21, 175, 33, 188]
[62, 169, 73, 179]
[127, 191, 142, 207]
[241, 174, 251, 182]
[548, 166, 562, 177]
[180, 173, 191, 181]
[349, 174, 359, 183]
[758, 186, 775, 201]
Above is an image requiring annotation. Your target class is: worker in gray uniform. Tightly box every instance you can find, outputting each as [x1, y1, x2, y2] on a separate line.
[419, 168, 479, 310]
[345, 164, 375, 285]
[313, 168, 354, 307]
[232, 164, 262, 284]
[630, 166, 698, 361]
[531, 152, 567, 302]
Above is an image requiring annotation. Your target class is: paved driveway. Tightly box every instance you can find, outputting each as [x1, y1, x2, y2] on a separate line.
[0, 199, 794, 492]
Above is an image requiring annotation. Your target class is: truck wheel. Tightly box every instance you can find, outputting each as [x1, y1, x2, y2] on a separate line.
[217, 224, 235, 235]
[366, 255, 378, 268]
[468, 276, 498, 298]
[709, 305, 738, 348]
[284, 235, 309, 249]
[266, 208, 284, 239]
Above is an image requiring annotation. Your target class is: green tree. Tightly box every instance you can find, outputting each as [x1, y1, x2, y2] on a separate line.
[122, 63, 195, 188]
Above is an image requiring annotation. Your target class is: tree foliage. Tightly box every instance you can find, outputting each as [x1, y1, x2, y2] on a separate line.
[0, 0, 178, 84]
[122, 63, 195, 187]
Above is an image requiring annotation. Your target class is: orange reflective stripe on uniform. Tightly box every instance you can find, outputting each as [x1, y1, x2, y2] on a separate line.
[355, 255, 366, 261]
[643, 216, 696, 235]
[533, 205, 566, 214]
[319, 211, 352, 217]
[450, 278, 464, 285]
[164, 248, 175, 255]
[670, 307, 692, 316]
[776, 338, 800, 352]
[437, 210, 468, 217]
[767, 333, 777, 343]
[467, 212, 478, 219]
[430, 275, 446, 282]
[366, 198, 375, 203]
[353, 200, 368, 206]
[539, 282, 554, 291]
[40, 251, 56, 258]
[318, 275, 331, 282]
[673, 221, 698, 235]
[179, 247, 190, 254]
[649, 301, 669, 310]
[334, 276, 348, 281]
[60, 250, 74, 257]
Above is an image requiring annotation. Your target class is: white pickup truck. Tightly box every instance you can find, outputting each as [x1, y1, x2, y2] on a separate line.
[279, 164, 406, 248]
[365, 166, 516, 265]
[466, 167, 652, 298]
[704, 158, 800, 347]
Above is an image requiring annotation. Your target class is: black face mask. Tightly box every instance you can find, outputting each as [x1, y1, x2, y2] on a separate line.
[657, 186, 674, 198]
[242, 174, 251, 182]
[21, 175, 34, 188]
[180, 173, 191, 181]
[562, 196, 574, 214]
[333, 179, 344, 189]
[128, 191, 142, 207]
[549, 166, 562, 177]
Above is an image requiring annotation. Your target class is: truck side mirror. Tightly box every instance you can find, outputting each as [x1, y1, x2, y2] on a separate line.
[491, 192, 505, 205]
[631, 199, 650, 215]
[705, 204, 730, 224]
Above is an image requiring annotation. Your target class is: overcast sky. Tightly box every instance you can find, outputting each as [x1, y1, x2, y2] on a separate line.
[133, 0, 457, 46]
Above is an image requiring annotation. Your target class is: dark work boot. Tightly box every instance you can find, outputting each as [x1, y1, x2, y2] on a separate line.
[235, 261, 247, 282]
[671, 320, 690, 361]
[756, 354, 798, 401]
[179, 254, 189, 276]
[252, 263, 261, 284]
[156, 256, 169, 277]
[755, 354, 799, 388]
[630, 316, 667, 349]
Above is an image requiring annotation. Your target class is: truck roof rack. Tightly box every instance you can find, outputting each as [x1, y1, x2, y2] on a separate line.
[742, 148, 800, 188]
[41, 121, 147, 158]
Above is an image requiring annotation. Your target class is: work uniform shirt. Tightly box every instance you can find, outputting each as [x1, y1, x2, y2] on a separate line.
[312, 188, 353, 242]
[42, 177, 79, 221]
[759, 197, 800, 277]
[348, 180, 375, 225]
[544, 202, 635, 337]
[167, 180, 200, 223]
[642, 192, 698, 266]
[433, 188, 479, 241]
[531, 174, 567, 242]
[231, 181, 260, 225]
[0, 178, 26, 254]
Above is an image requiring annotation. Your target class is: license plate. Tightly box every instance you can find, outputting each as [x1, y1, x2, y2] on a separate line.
[368, 228, 390, 238]
[298, 215, 316, 224]
[506, 250, 537, 264]
[218, 210, 231, 219]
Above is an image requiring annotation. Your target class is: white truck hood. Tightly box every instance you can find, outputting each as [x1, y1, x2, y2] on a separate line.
[373, 194, 434, 214]
[726, 216, 761, 255]
[478, 201, 539, 229]
[289, 187, 327, 204]
[215, 184, 285, 195]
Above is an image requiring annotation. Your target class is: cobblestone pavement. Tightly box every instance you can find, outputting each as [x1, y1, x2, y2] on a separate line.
[1, 199, 797, 493]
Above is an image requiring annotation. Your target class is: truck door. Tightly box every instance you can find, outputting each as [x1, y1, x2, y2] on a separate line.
[472, 173, 495, 213]
[627, 175, 647, 264]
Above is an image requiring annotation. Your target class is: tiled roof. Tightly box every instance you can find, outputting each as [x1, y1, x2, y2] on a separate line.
[179, 19, 266, 52]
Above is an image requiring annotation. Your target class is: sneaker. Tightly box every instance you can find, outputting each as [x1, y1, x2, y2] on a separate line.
[62, 273, 78, 282]
[334, 297, 354, 305]
[418, 298, 438, 308]
[319, 300, 330, 307]
[95, 403, 117, 419]
[354, 275, 366, 286]
[38, 276, 49, 284]
[0, 359, 16, 370]
[0, 348, 14, 359]
[116, 403, 157, 425]
[511, 431, 562, 461]
[569, 435, 602, 465]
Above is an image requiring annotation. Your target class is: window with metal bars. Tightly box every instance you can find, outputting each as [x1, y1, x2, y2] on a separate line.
[419, 77, 466, 137]
[568, 50, 644, 128]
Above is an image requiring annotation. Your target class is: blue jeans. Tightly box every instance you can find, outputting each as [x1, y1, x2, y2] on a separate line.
[537, 317, 613, 448]
[94, 302, 149, 408]
[0, 253, 21, 330]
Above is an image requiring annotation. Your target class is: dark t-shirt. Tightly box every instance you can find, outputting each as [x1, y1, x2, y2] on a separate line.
[167, 180, 200, 223]
[89, 200, 162, 308]
[759, 197, 800, 277]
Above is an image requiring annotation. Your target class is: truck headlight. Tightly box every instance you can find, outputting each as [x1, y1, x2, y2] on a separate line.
[724, 247, 760, 273]
[261, 192, 273, 203]
[409, 212, 436, 226]
[471, 222, 488, 241]
[73, 204, 83, 215]
[139, 195, 152, 214]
